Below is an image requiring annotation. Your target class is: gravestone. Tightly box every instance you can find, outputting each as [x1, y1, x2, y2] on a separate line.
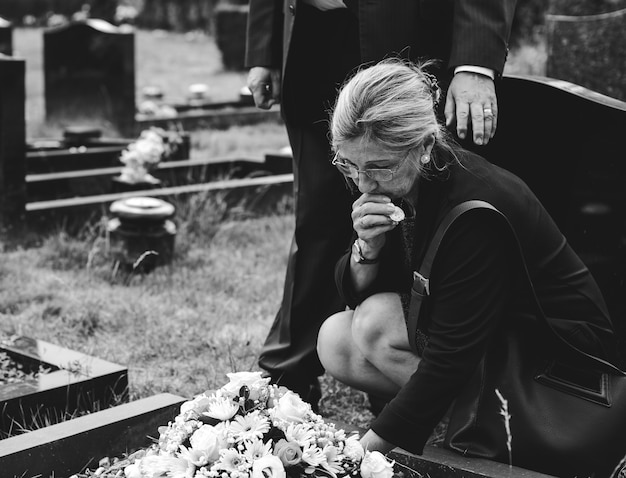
[0, 56, 26, 236]
[546, 0, 626, 101]
[0, 335, 128, 439]
[0, 16, 12, 56]
[44, 19, 136, 137]
[464, 74, 626, 355]
[214, 1, 248, 71]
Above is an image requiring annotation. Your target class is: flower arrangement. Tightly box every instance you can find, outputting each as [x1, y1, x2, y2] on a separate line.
[79, 372, 397, 478]
[119, 127, 183, 184]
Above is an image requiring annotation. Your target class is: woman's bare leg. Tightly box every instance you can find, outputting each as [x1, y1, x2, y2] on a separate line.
[317, 293, 420, 396]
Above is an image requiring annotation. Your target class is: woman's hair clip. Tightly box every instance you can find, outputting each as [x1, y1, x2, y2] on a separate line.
[423, 71, 441, 107]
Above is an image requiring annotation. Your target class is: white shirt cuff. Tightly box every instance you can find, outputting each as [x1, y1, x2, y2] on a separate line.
[454, 65, 495, 80]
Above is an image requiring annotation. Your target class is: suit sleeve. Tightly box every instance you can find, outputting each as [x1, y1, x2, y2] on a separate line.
[448, 0, 518, 75]
[245, 0, 284, 68]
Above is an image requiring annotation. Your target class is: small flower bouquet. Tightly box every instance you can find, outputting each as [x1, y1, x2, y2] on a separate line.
[119, 127, 183, 184]
[79, 372, 397, 478]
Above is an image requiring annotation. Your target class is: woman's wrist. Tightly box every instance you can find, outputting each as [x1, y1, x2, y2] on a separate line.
[353, 238, 381, 264]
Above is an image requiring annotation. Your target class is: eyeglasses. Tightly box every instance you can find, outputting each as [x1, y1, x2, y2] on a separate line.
[331, 151, 410, 182]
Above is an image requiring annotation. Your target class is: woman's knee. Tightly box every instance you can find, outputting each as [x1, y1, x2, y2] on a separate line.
[317, 310, 353, 370]
[352, 293, 402, 353]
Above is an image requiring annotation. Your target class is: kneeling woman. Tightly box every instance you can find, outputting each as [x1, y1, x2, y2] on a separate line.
[317, 59, 624, 478]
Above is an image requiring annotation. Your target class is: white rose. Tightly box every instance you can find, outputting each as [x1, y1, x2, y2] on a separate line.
[343, 434, 365, 461]
[189, 425, 224, 462]
[180, 394, 211, 415]
[273, 391, 310, 423]
[137, 455, 194, 478]
[222, 371, 269, 395]
[360, 451, 395, 478]
[252, 454, 286, 478]
[124, 463, 141, 478]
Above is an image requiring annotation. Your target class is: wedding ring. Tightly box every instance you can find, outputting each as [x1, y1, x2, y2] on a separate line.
[484, 108, 493, 116]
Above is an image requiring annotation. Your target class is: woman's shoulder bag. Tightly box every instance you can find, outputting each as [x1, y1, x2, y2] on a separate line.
[407, 200, 626, 478]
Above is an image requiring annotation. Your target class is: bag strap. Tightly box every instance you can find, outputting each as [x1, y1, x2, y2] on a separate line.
[407, 200, 625, 375]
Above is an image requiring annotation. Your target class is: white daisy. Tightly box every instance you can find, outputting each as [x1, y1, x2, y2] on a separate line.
[229, 410, 270, 441]
[242, 438, 272, 462]
[213, 448, 248, 473]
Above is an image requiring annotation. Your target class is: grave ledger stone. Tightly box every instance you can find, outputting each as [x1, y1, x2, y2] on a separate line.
[44, 19, 136, 137]
[0, 56, 26, 235]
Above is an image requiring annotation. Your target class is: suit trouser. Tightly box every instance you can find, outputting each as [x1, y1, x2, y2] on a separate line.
[258, 5, 360, 379]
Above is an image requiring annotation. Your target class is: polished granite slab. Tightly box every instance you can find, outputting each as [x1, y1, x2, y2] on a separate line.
[0, 335, 128, 438]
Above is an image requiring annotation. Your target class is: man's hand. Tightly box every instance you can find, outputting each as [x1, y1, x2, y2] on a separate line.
[247, 66, 281, 109]
[444, 72, 497, 146]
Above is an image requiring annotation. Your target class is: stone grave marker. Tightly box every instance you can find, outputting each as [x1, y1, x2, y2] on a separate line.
[546, 0, 626, 101]
[44, 18, 136, 137]
[214, 1, 248, 71]
[0, 55, 26, 236]
[0, 335, 128, 439]
[0, 16, 12, 56]
[1, 393, 185, 478]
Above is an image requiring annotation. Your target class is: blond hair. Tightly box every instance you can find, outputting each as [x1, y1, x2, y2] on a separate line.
[329, 58, 458, 176]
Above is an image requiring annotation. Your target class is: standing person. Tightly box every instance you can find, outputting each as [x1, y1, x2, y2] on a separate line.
[316, 59, 624, 477]
[244, 0, 517, 410]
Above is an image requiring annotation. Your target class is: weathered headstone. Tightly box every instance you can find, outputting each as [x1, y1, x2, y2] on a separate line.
[546, 0, 626, 101]
[214, 1, 249, 71]
[0, 16, 12, 56]
[44, 19, 136, 137]
[0, 56, 26, 236]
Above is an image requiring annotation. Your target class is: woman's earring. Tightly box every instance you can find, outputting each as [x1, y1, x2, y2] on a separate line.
[420, 155, 430, 165]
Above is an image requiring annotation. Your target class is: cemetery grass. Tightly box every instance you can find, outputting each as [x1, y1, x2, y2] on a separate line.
[0, 192, 381, 436]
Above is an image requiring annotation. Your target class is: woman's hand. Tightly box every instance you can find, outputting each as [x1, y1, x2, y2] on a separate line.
[360, 429, 395, 455]
[352, 194, 400, 257]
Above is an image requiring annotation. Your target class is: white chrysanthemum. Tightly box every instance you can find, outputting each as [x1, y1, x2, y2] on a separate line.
[203, 396, 240, 421]
[213, 448, 248, 473]
[320, 445, 343, 478]
[283, 423, 315, 447]
[301, 442, 326, 468]
[242, 438, 272, 462]
[229, 410, 270, 441]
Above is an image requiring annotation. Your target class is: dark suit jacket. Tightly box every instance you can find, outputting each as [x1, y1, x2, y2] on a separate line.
[245, 0, 517, 77]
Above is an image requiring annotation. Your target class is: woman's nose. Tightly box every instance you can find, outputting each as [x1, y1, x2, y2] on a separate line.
[357, 173, 377, 193]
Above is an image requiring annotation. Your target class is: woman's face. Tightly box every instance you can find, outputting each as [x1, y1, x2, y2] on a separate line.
[336, 137, 422, 199]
